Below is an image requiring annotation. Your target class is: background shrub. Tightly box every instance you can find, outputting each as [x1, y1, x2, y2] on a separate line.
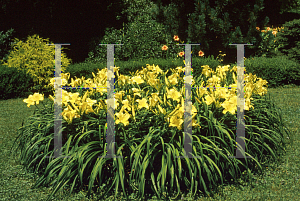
[191, 54, 224, 74]
[168, 0, 268, 65]
[253, 26, 286, 58]
[1, 34, 72, 96]
[65, 61, 103, 81]
[243, 55, 300, 88]
[86, 0, 187, 64]
[150, 0, 300, 65]
[66, 54, 223, 88]
[118, 12, 169, 61]
[85, 27, 125, 65]
[0, 64, 35, 100]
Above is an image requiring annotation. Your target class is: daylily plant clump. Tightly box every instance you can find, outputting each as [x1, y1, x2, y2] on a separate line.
[17, 35, 292, 201]
[257, 26, 284, 36]
[256, 26, 285, 56]
[21, 59, 270, 198]
[24, 61, 268, 133]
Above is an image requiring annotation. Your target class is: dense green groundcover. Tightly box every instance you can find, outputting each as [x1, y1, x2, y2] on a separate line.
[8, 57, 295, 200]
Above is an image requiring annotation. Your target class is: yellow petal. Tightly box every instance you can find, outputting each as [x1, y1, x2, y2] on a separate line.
[132, 104, 136, 121]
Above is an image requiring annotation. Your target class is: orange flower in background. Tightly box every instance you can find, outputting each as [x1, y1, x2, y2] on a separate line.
[198, 50, 204, 57]
[256, 27, 260, 31]
[162, 45, 168, 51]
[178, 51, 184, 57]
[177, 50, 204, 57]
[260, 26, 283, 35]
[173, 35, 179, 41]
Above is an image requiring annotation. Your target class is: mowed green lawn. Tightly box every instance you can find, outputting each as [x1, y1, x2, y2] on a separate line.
[0, 85, 299, 200]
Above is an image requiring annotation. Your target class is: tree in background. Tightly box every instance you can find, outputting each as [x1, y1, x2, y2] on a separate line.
[1, 0, 298, 64]
[88, 0, 182, 63]
[148, 0, 186, 39]
[150, 0, 265, 63]
[276, 18, 300, 63]
[185, 0, 267, 63]
[149, 0, 300, 64]
[149, 0, 194, 58]
[259, 0, 300, 23]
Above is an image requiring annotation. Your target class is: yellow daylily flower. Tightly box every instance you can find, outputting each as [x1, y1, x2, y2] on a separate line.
[23, 93, 44, 107]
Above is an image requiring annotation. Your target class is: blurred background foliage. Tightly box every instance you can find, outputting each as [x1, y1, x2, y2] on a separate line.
[1, 0, 300, 65]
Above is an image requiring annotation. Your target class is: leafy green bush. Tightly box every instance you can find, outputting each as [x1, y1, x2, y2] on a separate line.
[1, 34, 72, 96]
[80, 54, 223, 82]
[86, 0, 186, 64]
[0, 64, 35, 100]
[85, 27, 125, 64]
[191, 55, 224, 76]
[66, 59, 141, 82]
[243, 55, 300, 88]
[253, 26, 285, 58]
[182, 0, 268, 59]
[65, 61, 103, 81]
